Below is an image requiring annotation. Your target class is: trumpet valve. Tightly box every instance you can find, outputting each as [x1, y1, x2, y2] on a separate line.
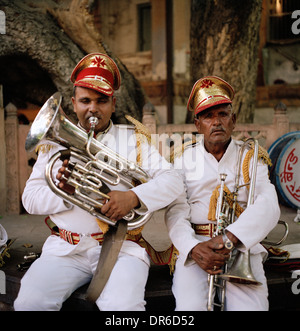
[128, 162, 136, 171]
[219, 173, 227, 182]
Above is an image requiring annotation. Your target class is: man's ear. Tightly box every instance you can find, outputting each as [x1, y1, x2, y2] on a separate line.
[194, 117, 201, 132]
[71, 97, 76, 113]
[112, 96, 116, 113]
[231, 112, 237, 129]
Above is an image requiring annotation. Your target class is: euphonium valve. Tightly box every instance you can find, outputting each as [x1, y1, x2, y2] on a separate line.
[25, 92, 152, 230]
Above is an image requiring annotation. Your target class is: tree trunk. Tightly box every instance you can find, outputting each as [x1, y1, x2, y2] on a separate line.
[0, 0, 145, 123]
[188, 0, 262, 123]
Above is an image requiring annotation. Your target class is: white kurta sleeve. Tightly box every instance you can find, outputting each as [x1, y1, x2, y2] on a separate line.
[22, 145, 73, 215]
[164, 155, 201, 265]
[165, 189, 200, 265]
[131, 142, 185, 214]
[225, 160, 280, 252]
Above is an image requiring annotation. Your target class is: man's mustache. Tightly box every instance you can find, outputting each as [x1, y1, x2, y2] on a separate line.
[210, 126, 225, 134]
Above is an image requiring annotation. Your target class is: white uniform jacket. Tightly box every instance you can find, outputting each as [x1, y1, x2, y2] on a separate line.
[165, 137, 280, 265]
[22, 122, 184, 262]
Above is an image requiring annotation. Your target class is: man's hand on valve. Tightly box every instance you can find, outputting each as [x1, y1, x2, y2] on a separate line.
[100, 190, 140, 223]
[56, 159, 75, 195]
[190, 231, 239, 275]
[56, 160, 141, 223]
[190, 240, 228, 275]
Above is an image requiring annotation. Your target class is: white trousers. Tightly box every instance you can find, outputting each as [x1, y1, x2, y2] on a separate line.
[172, 252, 269, 311]
[14, 242, 150, 311]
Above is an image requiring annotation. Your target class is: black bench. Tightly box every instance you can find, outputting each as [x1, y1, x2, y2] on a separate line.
[0, 246, 175, 311]
[1, 246, 299, 311]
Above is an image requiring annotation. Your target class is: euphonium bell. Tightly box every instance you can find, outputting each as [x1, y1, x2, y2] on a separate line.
[25, 92, 152, 230]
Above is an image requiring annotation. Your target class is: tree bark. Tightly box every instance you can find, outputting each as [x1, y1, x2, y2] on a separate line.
[0, 0, 145, 123]
[188, 0, 262, 123]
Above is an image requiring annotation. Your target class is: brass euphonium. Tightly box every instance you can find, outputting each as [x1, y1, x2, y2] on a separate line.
[25, 92, 153, 230]
[207, 138, 288, 311]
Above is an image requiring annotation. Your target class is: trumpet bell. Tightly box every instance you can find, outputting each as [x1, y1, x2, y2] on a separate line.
[219, 251, 262, 286]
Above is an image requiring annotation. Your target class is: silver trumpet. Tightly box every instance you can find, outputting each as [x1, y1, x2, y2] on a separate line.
[25, 92, 152, 230]
[207, 172, 228, 311]
[207, 138, 289, 311]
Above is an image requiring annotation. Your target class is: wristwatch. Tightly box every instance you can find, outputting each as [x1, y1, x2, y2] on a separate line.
[222, 233, 234, 250]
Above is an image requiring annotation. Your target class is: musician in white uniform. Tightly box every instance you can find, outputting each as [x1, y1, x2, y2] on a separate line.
[14, 53, 184, 311]
[165, 76, 280, 311]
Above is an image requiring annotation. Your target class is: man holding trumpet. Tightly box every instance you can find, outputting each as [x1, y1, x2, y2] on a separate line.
[166, 76, 280, 311]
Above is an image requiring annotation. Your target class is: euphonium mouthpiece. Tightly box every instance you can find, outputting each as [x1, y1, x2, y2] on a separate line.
[88, 117, 99, 130]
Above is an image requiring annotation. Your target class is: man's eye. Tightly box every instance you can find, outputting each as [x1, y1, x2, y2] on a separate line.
[80, 99, 89, 104]
[220, 112, 230, 118]
[97, 98, 108, 104]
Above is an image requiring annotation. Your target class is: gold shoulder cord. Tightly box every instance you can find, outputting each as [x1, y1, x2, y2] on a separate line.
[125, 114, 151, 167]
[35, 144, 53, 154]
[97, 117, 148, 236]
[242, 143, 272, 189]
[208, 142, 273, 221]
[125, 115, 179, 268]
